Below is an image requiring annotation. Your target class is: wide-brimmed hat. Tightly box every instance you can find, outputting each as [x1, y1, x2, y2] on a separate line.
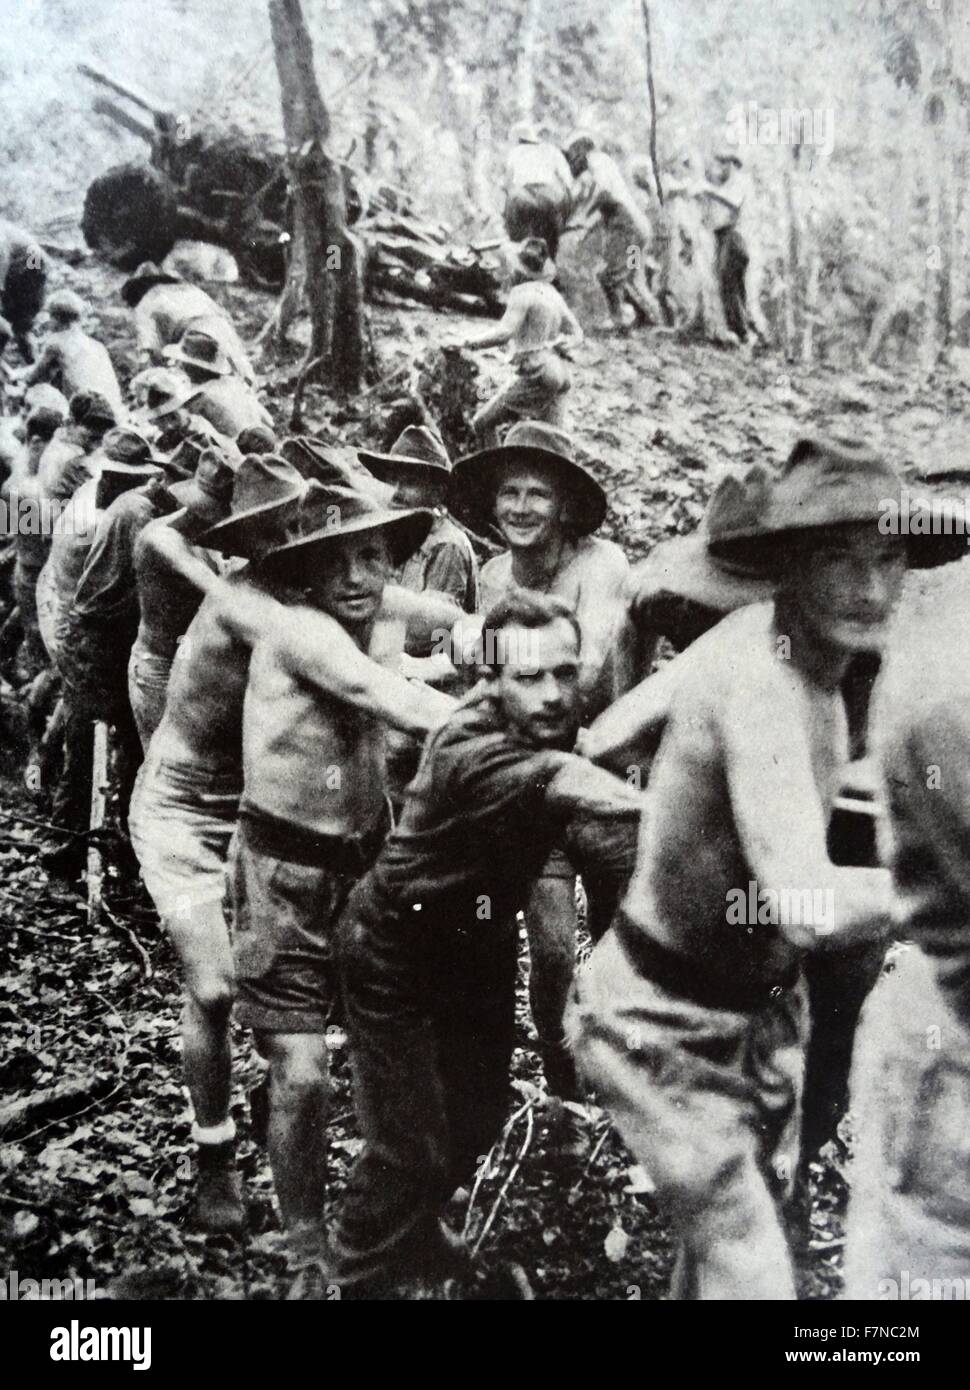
[236, 425, 277, 456]
[120, 261, 181, 308]
[69, 390, 117, 432]
[95, 462, 162, 512]
[199, 453, 309, 558]
[358, 425, 452, 484]
[143, 368, 197, 420]
[452, 419, 607, 537]
[260, 473, 432, 579]
[163, 328, 233, 378]
[24, 383, 68, 418]
[281, 435, 366, 487]
[46, 289, 86, 323]
[707, 437, 906, 569]
[632, 470, 778, 620]
[102, 426, 164, 467]
[169, 447, 238, 522]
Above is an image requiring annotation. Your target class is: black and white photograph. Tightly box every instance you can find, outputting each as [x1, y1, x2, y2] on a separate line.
[0, 0, 967, 1342]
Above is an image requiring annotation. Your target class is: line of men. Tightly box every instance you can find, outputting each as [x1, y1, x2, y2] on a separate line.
[501, 125, 766, 345]
[0, 246, 965, 1301]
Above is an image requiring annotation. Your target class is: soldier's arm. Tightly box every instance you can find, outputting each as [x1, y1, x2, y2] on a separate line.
[579, 649, 693, 767]
[722, 673, 890, 950]
[382, 582, 462, 649]
[459, 292, 528, 350]
[136, 517, 221, 596]
[573, 545, 631, 704]
[212, 577, 455, 734]
[544, 754, 647, 818]
[133, 302, 160, 359]
[559, 299, 585, 348]
[271, 603, 457, 735]
[21, 342, 58, 388]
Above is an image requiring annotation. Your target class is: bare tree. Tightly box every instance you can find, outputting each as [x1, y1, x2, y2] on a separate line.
[266, 0, 366, 404]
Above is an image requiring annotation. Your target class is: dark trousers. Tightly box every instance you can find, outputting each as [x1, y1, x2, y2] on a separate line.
[50, 679, 142, 836]
[331, 896, 518, 1287]
[715, 226, 750, 340]
[503, 189, 564, 261]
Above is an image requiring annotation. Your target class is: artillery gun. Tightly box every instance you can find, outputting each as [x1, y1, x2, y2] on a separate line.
[79, 64, 505, 315]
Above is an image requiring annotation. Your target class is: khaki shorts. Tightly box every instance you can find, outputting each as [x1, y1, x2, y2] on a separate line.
[475, 352, 570, 433]
[844, 943, 970, 1298]
[229, 812, 386, 1035]
[567, 922, 807, 1221]
[128, 752, 241, 920]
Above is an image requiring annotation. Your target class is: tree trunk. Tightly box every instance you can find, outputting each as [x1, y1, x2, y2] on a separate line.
[266, 0, 365, 394]
[516, 0, 540, 123]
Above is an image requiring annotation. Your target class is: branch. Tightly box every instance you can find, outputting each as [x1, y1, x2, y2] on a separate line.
[640, 1, 664, 207]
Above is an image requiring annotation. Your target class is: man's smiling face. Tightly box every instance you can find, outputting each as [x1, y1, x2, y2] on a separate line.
[493, 461, 565, 554]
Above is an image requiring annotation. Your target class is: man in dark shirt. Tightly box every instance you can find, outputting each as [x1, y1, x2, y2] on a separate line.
[358, 425, 479, 622]
[41, 433, 173, 873]
[329, 589, 645, 1295]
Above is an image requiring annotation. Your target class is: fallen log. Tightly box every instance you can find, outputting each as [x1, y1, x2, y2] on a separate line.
[0, 1074, 116, 1138]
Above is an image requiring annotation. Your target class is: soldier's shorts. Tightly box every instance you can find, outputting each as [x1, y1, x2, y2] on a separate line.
[474, 350, 570, 434]
[567, 915, 807, 1299]
[127, 641, 173, 753]
[229, 808, 387, 1036]
[128, 749, 240, 920]
[844, 942, 970, 1299]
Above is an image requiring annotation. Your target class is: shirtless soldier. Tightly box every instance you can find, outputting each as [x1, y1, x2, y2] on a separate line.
[129, 456, 458, 1233]
[128, 448, 236, 750]
[21, 289, 124, 415]
[568, 437, 904, 1299]
[227, 471, 456, 1277]
[456, 238, 583, 446]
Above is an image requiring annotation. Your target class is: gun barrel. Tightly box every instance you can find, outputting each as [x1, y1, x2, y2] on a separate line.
[77, 63, 164, 119]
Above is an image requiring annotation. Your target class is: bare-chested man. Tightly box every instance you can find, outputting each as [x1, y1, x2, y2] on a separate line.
[568, 437, 904, 1300]
[123, 262, 253, 381]
[452, 421, 630, 1125]
[563, 132, 661, 331]
[456, 238, 583, 447]
[227, 471, 459, 1277]
[21, 290, 123, 415]
[128, 448, 237, 750]
[128, 456, 458, 1235]
[163, 329, 271, 440]
[844, 575, 970, 1298]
